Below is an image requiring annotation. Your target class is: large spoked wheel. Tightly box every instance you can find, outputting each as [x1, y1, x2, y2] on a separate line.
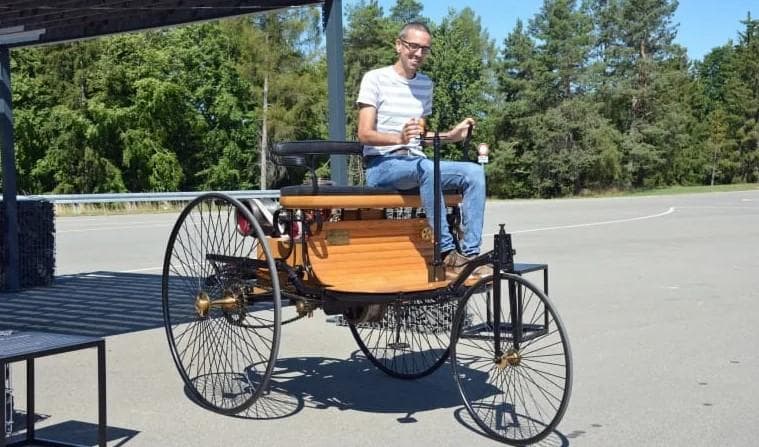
[451, 272, 572, 445]
[162, 192, 281, 415]
[349, 294, 459, 379]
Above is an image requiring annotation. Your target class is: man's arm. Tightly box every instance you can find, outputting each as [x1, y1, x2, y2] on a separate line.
[423, 117, 476, 143]
[357, 104, 422, 146]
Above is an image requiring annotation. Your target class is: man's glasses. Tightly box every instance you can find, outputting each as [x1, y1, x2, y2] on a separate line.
[399, 38, 432, 55]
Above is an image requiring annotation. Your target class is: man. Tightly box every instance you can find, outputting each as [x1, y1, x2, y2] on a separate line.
[356, 21, 487, 278]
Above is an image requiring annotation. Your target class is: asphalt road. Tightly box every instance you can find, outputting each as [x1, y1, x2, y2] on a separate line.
[4, 189, 758, 446]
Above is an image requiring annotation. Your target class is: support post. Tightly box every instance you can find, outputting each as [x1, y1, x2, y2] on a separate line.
[0, 46, 19, 292]
[1, 360, 6, 447]
[429, 130, 445, 281]
[26, 359, 33, 443]
[97, 342, 107, 447]
[325, 0, 348, 186]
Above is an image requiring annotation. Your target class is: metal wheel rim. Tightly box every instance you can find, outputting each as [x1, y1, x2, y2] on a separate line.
[451, 273, 572, 444]
[349, 295, 458, 379]
[161, 192, 281, 414]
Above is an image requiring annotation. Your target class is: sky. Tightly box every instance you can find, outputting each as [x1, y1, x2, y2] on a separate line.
[352, 0, 756, 61]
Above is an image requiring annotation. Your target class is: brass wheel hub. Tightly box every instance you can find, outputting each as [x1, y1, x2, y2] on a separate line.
[195, 292, 210, 317]
[495, 349, 522, 369]
[195, 290, 241, 318]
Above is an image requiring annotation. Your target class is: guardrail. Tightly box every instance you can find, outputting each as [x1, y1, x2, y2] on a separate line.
[14, 190, 281, 204]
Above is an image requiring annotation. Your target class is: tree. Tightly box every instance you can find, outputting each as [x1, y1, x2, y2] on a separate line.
[344, 0, 397, 134]
[10, 1, 756, 197]
[492, 0, 624, 197]
[390, 0, 425, 24]
[424, 7, 495, 159]
[343, 1, 398, 184]
[529, 0, 593, 105]
[588, 0, 704, 188]
[733, 13, 759, 182]
[27, 106, 126, 194]
[695, 13, 759, 184]
[493, 20, 538, 151]
[232, 8, 325, 188]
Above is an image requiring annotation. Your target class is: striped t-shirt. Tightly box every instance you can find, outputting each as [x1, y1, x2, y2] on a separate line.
[356, 65, 433, 156]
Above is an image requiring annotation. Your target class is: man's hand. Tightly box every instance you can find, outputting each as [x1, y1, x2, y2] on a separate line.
[447, 117, 476, 142]
[357, 105, 424, 146]
[400, 118, 424, 145]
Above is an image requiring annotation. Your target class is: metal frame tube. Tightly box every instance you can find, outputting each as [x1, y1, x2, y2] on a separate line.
[433, 130, 442, 268]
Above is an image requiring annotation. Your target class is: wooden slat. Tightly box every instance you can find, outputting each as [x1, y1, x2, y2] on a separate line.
[280, 193, 462, 209]
[308, 247, 433, 262]
[305, 219, 441, 292]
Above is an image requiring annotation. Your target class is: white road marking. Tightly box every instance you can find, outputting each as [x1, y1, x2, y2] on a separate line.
[58, 223, 172, 233]
[121, 207, 677, 274]
[485, 206, 676, 237]
[121, 266, 163, 273]
[675, 205, 756, 210]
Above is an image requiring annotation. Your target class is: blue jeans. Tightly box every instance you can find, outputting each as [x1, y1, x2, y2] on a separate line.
[365, 155, 486, 256]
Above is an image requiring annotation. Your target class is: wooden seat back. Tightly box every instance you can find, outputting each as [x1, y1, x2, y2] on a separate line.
[266, 217, 460, 293]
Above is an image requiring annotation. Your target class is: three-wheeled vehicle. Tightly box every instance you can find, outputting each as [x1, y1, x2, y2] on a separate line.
[161, 131, 572, 444]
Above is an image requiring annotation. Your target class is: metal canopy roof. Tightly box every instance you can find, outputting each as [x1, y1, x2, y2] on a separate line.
[0, 0, 328, 48]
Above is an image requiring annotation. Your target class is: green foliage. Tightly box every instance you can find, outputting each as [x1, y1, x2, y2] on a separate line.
[528, 0, 593, 104]
[7, 1, 758, 197]
[425, 7, 494, 159]
[390, 0, 426, 24]
[694, 13, 759, 184]
[344, 1, 398, 136]
[485, 141, 531, 198]
[11, 10, 325, 194]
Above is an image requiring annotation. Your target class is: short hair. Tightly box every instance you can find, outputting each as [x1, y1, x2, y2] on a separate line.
[398, 22, 431, 40]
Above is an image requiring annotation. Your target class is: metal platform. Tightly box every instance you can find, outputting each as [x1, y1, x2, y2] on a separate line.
[0, 331, 106, 447]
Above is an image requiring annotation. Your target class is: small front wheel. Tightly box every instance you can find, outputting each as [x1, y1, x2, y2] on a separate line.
[349, 295, 458, 379]
[451, 272, 572, 444]
[162, 193, 281, 414]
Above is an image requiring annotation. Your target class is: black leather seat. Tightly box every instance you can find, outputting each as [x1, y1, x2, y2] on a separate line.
[272, 140, 461, 206]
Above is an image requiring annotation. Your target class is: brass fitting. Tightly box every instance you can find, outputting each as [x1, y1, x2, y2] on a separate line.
[495, 349, 522, 369]
[195, 291, 240, 317]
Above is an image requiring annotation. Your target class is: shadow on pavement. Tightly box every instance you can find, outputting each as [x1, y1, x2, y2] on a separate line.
[6, 414, 139, 446]
[2, 272, 569, 445]
[0, 272, 163, 337]
[193, 350, 466, 422]
[262, 351, 467, 415]
[187, 350, 568, 445]
[453, 407, 570, 447]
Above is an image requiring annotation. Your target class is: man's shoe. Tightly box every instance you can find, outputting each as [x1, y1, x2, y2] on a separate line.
[443, 251, 493, 280]
[443, 250, 474, 280]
